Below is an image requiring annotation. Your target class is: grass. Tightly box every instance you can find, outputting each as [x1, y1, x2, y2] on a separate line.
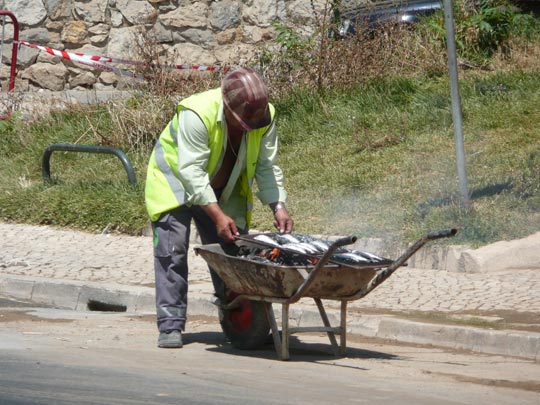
[2, 6, 540, 250]
[252, 70, 540, 247]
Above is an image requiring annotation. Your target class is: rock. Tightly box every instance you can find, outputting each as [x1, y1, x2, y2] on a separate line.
[178, 29, 214, 49]
[214, 43, 257, 65]
[148, 22, 174, 44]
[20, 27, 56, 45]
[11, 45, 40, 68]
[243, 0, 283, 27]
[209, 1, 241, 31]
[116, 0, 159, 25]
[90, 35, 109, 47]
[110, 8, 125, 28]
[72, 0, 108, 23]
[69, 72, 97, 88]
[44, 0, 71, 20]
[99, 71, 119, 86]
[21, 62, 69, 91]
[45, 21, 65, 32]
[4, 0, 47, 27]
[216, 28, 240, 46]
[168, 42, 216, 66]
[36, 51, 62, 64]
[287, 0, 322, 25]
[242, 26, 274, 44]
[107, 27, 142, 61]
[88, 23, 111, 36]
[61, 21, 88, 45]
[160, 4, 209, 29]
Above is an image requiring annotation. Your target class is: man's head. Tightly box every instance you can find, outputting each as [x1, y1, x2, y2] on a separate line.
[221, 67, 271, 131]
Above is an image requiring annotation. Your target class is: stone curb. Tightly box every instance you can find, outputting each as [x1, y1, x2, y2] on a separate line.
[348, 231, 540, 273]
[2, 275, 538, 362]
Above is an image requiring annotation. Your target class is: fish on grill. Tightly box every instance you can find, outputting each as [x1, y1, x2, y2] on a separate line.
[246, 232, 390, 266]
[253, 234, 280, 246]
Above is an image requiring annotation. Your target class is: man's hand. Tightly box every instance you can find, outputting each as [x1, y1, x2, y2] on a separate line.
[202, 202, 239, 243]
[273, 208, 294, 234]
[215, 214, 239, 242]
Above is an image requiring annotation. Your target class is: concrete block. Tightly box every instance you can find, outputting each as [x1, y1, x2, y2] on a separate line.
[0, 277, 35, 301]
[31, 281, 81, 309]
[134, 291, 155, 313]
[297, 308, 339, 328]
[189, 296, 217, 318]
[473, 330, 540, 360]
[407, 245, 468, 272]
[373, 318, 540, 361]
[463, 232, 540, 273]
[376, 318, 441, 344]
[348, 315, 382, 337]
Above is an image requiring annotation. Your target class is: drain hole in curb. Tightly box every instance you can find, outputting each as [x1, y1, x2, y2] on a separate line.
[87, 300, 127, 312]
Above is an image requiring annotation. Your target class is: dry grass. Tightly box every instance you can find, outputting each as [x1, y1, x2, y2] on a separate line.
[491, 38, 540, 71]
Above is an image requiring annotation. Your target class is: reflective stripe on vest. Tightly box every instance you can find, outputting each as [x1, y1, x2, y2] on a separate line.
[153, 118, 186, 205]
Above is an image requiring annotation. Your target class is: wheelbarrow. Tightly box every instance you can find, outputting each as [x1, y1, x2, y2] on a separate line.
[194, 228, 457, 360]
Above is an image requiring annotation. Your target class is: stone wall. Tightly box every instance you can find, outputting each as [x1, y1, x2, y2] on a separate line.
[0, 0, 325, 92]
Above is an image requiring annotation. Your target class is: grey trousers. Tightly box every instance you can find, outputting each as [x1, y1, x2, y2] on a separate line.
[152, 204, 233, 333]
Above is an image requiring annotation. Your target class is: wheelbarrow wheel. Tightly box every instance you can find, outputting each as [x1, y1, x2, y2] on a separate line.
[218, 292, 270, 350]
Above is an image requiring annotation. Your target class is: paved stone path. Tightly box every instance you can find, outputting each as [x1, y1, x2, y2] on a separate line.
[2, 222, 539, 316]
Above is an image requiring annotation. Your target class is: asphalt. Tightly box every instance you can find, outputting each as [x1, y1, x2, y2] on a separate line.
[1, 222, 539, 362]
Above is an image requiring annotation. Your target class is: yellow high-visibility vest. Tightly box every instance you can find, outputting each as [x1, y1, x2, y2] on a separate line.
[145, 87, 275, 226]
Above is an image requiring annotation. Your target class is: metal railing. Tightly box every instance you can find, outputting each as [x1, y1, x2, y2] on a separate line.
[0, 10, 18, 91]
[42, 144, 138, 185]
[0, 10, 18, 120]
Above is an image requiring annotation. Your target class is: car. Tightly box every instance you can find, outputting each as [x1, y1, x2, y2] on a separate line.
[333, 0, 443, 38]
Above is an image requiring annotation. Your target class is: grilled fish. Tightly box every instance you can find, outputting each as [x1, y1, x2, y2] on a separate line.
[253, 234, 280, 246]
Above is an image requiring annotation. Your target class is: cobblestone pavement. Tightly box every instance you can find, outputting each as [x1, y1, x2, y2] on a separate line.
[2, 222, 539, 317]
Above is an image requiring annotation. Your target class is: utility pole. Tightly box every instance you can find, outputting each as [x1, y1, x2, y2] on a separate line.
[443, 0, 471, 207]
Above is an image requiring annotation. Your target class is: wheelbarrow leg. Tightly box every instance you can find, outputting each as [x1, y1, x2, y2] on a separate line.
[340, 300, 347, 356]
[281, 303, 290, 361]
[264, 302, 284, 361]
[314, 298, 341, 357]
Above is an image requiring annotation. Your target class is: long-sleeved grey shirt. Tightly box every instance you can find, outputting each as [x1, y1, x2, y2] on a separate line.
[176, 103, 287, 229]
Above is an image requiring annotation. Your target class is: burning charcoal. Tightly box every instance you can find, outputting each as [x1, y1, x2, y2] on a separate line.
[236, 246, 258, 257]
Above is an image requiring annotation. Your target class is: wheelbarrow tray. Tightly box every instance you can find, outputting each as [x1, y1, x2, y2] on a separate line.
[194, 244, 383, 300]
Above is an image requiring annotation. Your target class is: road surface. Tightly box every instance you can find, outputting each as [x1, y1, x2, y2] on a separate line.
[0, 299, 538, 404]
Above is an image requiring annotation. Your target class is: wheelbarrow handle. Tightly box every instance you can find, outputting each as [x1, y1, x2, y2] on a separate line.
[346, 228, 458, 301]
[331, 236, 358, 249]
[426, 228, 458, 240]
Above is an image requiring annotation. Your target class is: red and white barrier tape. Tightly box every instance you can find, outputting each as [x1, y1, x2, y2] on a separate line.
[15, 40, 225, 79]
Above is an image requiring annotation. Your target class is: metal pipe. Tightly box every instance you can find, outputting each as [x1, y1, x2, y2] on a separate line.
[0, 10, 18, 92]
[42, 143, 137, 185]
[0, 10, 19, 121]
[443, 0, 470, 208]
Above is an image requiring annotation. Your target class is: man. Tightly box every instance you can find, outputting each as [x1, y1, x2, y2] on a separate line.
[145, 67, 294, 348]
